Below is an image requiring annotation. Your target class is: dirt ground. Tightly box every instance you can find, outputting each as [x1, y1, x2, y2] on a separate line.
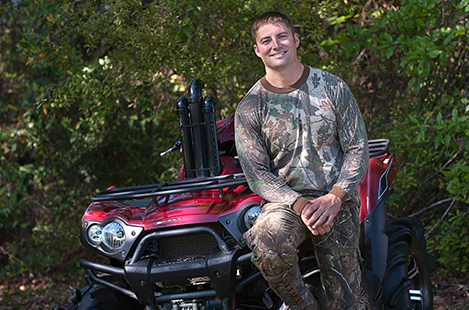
[432, 275, 469, 310]
[1, 271, 468, 310]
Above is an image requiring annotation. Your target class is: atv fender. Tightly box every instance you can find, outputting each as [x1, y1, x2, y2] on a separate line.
[360, 191, 390, 282]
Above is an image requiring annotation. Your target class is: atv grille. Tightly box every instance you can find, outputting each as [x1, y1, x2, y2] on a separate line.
[160, 223, 223, 259]
[156, 223, 224, 288]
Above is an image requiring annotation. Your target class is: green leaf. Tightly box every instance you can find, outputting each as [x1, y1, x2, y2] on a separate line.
[435, 130, 443, 147]
[443, 30, 455, 46]
[46, 12, 55, 23]
[347, 24, 354, 37]
[413, 79, 421, 92]
[452, 108, 459, 120]
[455, 25, 466, 36]
[395, 34, 405, 44]
[386, 47, 394, 58]
[408, 115, 420, 125]
[428, 49, 442, 58]
[384, 32, 393, 43]
[374, 18, 384, 28]
[445, 133, 451, 146]
[436, 112, 443, 126]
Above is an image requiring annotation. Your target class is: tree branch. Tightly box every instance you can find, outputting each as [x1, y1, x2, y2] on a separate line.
[425, 198, 456, 238]
[410, 197, 457, 217]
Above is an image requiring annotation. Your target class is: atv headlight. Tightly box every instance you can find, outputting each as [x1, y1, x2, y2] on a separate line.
[82, 218, 143, 261]
[102, 222, 126, 249]
[244, 205, 261, 229]
[87, 224, 102, 244]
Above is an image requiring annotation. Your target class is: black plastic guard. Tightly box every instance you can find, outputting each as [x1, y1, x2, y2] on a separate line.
[360, 191, 390, 282]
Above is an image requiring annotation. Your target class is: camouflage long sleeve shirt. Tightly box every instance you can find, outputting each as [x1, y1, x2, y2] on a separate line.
[234, 65, 369, 214]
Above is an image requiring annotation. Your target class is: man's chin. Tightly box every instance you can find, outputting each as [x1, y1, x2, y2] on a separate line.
[266, 61, 289, 70]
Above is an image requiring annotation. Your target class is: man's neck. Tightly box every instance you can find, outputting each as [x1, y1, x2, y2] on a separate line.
[264, 61, 304, 88]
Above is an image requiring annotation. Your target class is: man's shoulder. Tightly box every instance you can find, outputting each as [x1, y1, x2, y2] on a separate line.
[245, 78, 265, 96]
[306, 66, 346, 86]
[236, 80, 264, 109]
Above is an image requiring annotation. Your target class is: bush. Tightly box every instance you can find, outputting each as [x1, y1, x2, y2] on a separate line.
[1, 0, 468, 279]
[331, 0, 469, 274]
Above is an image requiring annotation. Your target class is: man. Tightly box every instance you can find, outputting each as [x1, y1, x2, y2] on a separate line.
[234, 12, 369, 310]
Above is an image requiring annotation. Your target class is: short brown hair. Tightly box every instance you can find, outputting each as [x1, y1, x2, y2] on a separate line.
[251, 12, 296, 44]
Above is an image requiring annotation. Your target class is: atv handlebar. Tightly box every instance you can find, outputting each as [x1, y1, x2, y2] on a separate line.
[160, 140, 182, 157]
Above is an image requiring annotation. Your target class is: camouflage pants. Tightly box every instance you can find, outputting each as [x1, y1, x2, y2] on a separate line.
[244, 200, 368, 310]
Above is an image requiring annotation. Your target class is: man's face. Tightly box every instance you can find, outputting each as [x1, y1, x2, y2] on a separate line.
[253, 22, 300, 71]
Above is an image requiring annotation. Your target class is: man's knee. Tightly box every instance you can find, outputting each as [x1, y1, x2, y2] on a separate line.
[249, 226, 299, 276]
[244, 203, 307, 276]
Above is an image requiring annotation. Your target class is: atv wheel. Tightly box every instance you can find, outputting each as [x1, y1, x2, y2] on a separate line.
[66, 275, 144, 310]
[382, 217, 433, 310]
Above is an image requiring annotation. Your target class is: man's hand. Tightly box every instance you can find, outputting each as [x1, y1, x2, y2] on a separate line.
[300, 194, 342, 235]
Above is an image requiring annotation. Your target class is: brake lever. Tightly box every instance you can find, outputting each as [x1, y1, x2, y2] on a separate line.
[160, 140, 182, 157]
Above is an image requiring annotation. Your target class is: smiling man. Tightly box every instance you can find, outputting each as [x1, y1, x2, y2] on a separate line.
[235, 12, 370, 310]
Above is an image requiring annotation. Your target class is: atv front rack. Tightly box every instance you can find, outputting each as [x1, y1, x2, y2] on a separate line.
[91, 173, 247, 202]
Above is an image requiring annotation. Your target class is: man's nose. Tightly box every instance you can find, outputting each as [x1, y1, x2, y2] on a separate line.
[272, 38, 281, 49]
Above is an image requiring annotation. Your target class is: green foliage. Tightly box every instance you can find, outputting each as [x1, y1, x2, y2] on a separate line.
[388, 104, 469, 200]
[427, 209, 469, 275]
[395, 104, 469, 273]
[402, 106, 469, 275]
[330, 0, 469, 274]
[1, 0, 468, 280]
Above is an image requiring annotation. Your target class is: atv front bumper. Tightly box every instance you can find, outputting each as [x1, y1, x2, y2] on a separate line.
[80, 226, 259, 308]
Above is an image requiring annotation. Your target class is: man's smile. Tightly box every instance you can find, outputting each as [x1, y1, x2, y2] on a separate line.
[270, 51, 287, 57]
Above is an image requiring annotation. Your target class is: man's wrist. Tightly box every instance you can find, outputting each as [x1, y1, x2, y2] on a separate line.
[328, 186, 348, 203]
[292, 187, 347, 216]
[293, 196, 310, 215]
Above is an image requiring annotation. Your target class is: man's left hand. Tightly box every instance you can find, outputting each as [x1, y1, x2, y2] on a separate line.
[301, 194, 342, 236]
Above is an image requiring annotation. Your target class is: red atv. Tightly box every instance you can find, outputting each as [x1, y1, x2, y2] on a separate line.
[59, 78, 434, 310]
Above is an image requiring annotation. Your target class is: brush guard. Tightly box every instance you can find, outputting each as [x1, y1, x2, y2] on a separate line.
[79, 226, 260, 309]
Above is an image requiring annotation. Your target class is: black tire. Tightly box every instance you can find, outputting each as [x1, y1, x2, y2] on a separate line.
[65, 275, 144, 310]
[382, 217, 433, 310]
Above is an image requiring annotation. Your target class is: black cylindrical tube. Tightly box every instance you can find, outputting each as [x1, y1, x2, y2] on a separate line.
[176, 96, 195, 179]
[187, 78, 208, 177]
[203, 95, 220, 176]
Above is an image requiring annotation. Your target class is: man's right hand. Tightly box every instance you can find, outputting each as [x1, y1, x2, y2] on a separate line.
[300, 194, 342, 235]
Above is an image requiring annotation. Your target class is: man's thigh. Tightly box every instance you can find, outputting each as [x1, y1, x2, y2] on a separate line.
[244, 203, 308, 276]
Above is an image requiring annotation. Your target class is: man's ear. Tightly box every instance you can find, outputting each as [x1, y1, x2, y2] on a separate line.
[253, 44, 261, 58]
[294, 33, 300, 48]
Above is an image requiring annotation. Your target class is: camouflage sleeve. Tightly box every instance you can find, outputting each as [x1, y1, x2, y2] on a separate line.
[234, 102, 301, 205]
[328, 76, 369, 199]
